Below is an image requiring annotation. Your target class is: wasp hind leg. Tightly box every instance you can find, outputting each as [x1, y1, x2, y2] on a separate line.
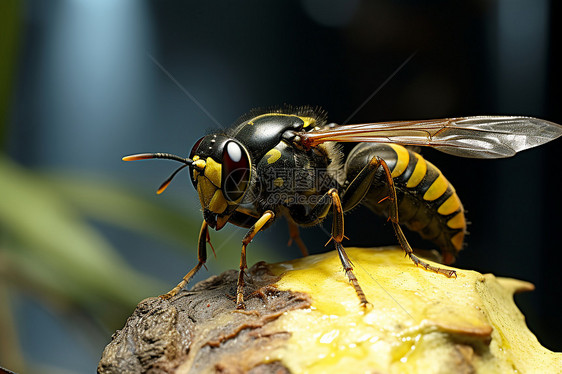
[375, 158, 457, 278]
[160, 220, 212, 299]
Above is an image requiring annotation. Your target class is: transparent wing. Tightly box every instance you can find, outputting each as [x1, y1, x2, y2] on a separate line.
[297, 116, 562, 159]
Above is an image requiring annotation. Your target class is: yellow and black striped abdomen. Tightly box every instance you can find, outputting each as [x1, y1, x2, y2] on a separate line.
[345, 143, 466, 263]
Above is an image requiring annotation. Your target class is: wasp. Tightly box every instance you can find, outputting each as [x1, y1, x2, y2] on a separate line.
[124, 106, 562, 309]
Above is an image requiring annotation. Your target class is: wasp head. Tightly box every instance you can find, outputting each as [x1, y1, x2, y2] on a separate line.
[189, 135, 252, 229]
[186, 134, 251, 230]
[123, 134, 252, 230]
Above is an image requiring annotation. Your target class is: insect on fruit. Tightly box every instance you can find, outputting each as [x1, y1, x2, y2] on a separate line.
[123, 106, 562, 309]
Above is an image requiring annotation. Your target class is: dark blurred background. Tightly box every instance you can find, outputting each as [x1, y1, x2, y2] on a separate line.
[1, 0, 560, 372]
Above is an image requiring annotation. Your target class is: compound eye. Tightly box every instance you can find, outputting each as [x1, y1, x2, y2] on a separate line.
[189, 137, 205, 159]
[189, 137, 205, 187]
[222, 141, 250, 201]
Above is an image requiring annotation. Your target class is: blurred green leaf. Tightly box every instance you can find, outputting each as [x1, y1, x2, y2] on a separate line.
[0, 0, 22, 146]
[0, 156, 163, 323]
[41, 171, 277, 267]
[0, 156, 281, 324]
[0, 155, 285, 371]
[0, 285, 24, 372]
[40, 171, 201, 248]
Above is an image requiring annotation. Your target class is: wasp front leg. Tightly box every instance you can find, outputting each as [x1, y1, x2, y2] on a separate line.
[161, 220, 213, 299]
[236, 210, 275, 309]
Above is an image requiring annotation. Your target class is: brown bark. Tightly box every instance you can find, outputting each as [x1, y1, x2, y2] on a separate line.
[98, 262, 309, 374]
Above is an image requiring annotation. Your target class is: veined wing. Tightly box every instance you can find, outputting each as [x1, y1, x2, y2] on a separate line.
[297, 116, 562, 159]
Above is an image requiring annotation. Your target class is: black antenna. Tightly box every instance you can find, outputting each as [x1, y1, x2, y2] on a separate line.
[122, 152, 193, 164]
[156, 164, 189, 194]
[123, 153, 196, 194]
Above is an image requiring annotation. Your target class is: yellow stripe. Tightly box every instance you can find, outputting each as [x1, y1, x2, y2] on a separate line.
[266, 149, 282, 164]
[423, 173, 448, 201]
[451, 231, 465, 250]
[438, 193, 461, 215]
[197, 176, 216, 207]
[447, 211, 466, 229]
[193, 159, 206, 169]
[406, 153, 426, 188]
[204, 157, 222, 187]
[300, 116, 316, 128]
[196, 178, 206, 208]
[248, 113, 289, 125]
[388, 144, 409, 177]
[247, 113, 315, 127]
[209, 190, 228, 213]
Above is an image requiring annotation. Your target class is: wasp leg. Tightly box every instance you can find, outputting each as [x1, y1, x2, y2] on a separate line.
[376, 158, 457, 278]
[341, 155, 382, 212]
[236, 210, 275, 309]
[160, 220, 211, 299]
[287, 220, 309, 256]
[292, 187, 368, 305]
[324, 189, 369, 307]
